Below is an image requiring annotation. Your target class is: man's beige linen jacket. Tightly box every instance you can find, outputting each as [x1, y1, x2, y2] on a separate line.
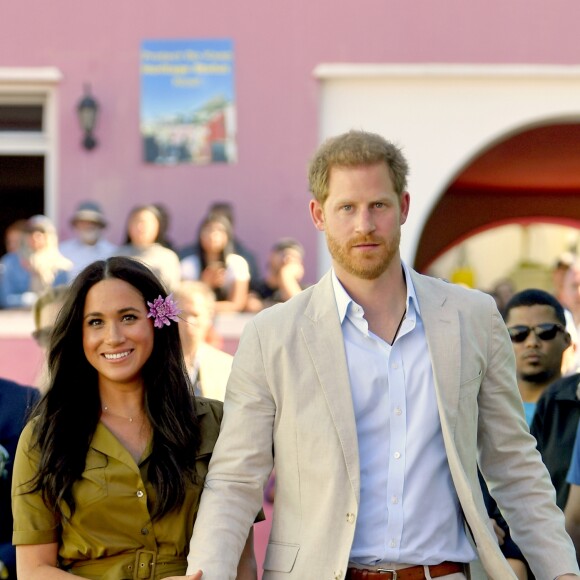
[187, 270, 579, 580]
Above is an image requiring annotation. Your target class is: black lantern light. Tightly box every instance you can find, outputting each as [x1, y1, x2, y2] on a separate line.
[77, 84, 99, 150]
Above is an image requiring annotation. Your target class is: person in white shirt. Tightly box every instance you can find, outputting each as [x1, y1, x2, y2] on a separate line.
[59, 201, 117, 282]
[173, 281, 233, 401]
[170, 130, 579, 580]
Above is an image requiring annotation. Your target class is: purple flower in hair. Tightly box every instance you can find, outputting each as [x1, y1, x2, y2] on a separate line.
[147, 294, 181, 328]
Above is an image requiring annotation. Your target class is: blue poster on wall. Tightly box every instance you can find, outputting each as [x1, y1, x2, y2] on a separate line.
[141, 39, 236, 165]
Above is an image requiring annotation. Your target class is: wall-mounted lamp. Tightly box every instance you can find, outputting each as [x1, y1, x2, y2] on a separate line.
[77, 84, 99, 150]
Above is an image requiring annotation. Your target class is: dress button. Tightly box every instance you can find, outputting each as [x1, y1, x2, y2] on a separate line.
[346, 513, 355, 524]
[394, 451, 401, 459]
[136, 490, 144, 498]
[141, 527, 149, 535]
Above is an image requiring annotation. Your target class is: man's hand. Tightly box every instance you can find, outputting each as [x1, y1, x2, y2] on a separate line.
[165, 573, 202, 580]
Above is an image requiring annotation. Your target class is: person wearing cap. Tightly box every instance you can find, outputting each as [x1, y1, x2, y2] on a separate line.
[59, 201, 117, 282]
[0, 215, 71, 309]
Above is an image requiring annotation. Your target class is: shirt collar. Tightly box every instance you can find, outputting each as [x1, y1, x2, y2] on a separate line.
[331, 261, 421, 324]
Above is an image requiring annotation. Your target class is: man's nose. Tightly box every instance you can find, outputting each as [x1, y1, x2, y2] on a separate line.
[355, 209, 376, 234]
[524, 329, 541, 346]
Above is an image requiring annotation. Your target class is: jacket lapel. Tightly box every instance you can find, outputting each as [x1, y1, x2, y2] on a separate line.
[301, 272, 361, 503]
[411, 271, 462, 437]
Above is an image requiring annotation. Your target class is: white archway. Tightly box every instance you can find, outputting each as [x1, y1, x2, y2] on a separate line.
[314, 64, 580, 277]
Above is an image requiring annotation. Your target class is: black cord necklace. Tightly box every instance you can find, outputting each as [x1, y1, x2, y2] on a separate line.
[391, 307, 407, 345]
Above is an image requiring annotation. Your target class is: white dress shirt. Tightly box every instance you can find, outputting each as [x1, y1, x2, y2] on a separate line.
[332, 265, 475, 565]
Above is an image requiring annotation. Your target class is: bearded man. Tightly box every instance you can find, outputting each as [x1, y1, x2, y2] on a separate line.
[177, 130, 579, 580]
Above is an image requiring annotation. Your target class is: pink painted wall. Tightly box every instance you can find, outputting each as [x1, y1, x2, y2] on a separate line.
[2, 0, 580, 280]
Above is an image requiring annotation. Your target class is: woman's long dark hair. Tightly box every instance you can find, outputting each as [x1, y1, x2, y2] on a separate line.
[29, 256, 201, 520]
[197, 213, 234, 270]
[197, 214, 234, 301]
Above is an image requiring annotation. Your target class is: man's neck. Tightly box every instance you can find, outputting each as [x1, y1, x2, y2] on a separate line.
[518, 378, 559, 403]
[334, 258, 405, 312]
[334, 258, 407, 343]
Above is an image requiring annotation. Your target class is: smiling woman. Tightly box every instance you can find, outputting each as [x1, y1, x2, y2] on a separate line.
[11, 256, 258, 579]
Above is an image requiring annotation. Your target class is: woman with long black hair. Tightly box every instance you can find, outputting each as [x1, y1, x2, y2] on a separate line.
[12, 256, 257, 579]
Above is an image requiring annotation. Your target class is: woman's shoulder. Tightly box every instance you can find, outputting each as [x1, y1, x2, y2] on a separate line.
[14, 416, 40, 460]
[194, 397, 224, 455]
[225, 253, 250, 278]
[194, 396, 224, 423]
[1, 251, 23, 268]
[226, 253, 248, 266]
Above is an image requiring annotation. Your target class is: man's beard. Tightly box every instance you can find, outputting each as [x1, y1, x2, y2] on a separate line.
[521, 368, 557, 384]
[325, 229, 400, 280]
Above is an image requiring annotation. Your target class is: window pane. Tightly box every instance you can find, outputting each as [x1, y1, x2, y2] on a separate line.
[0, 105, 43, 131]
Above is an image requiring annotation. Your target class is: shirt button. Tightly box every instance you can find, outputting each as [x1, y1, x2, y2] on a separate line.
[346, 513, 355, 523]
[136, 490, 144, 498]
[141, 527, 149, 535]
[391, 496, 399, 504]
[392, 362, 399, 369]
[394, 451, 401, 459]
[394, 407, 402, 416]
[390, 539, 397, 548]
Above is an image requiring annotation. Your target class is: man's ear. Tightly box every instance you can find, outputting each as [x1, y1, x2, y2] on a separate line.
[309, 199, 325, 232]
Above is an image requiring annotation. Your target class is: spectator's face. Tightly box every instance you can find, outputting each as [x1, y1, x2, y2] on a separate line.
[74, 220, 103, 245]
[506, 304, 570, 385]
[28, 229, 48, 252]
[177, 292, 214, 355]
[128, 210, 159, 247]
[269, 247, 303, 276]
[200, 221, 228, 255]
[5, 228, 24, 253]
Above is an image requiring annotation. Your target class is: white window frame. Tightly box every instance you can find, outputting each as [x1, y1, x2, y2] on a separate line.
[0, 67, 62, 220]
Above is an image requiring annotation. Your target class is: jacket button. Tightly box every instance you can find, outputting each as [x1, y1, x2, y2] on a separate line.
[136, 490, 144, 498]
[334, 571, 343, 579]
[346, 512, 355, 523]
[141, 527, 149, 535]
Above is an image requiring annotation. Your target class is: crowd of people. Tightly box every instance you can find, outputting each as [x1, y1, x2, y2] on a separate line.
[0, 200, 306, 314]
[1, 130, 580, 579]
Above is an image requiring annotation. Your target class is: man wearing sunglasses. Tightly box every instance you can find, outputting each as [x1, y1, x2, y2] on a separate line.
[484, 289, 572, 579]
[505, 289, 571, 427]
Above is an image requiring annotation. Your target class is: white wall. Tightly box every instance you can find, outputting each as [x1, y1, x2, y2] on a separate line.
[314, 64, 580, 278]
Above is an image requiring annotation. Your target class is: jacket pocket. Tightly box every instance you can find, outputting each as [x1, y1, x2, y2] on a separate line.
[459, 369, 482, 399]
[263, 542, 300, 572]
